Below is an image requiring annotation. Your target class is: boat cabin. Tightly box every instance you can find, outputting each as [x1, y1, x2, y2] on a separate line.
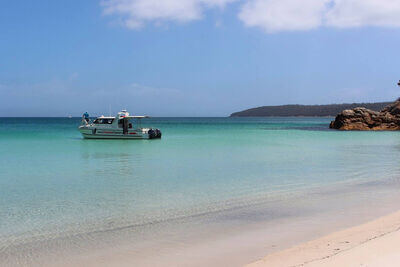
[86, 111, 149, 131]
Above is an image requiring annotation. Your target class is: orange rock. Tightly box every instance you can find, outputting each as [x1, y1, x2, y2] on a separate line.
[330, 99, 400, 130]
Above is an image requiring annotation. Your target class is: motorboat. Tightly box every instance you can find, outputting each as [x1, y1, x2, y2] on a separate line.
[78, 110, 161, 139]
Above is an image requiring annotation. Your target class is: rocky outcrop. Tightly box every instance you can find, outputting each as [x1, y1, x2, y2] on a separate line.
[329, 99, 400, 130]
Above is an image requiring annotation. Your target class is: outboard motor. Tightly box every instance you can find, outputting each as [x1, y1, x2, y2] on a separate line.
[155, 129, 162, 138]
[148, 128, 162, 139]
[148, 129, 156, 139]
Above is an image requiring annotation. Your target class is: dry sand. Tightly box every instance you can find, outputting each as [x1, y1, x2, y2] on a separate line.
[247, 210, 400, 267]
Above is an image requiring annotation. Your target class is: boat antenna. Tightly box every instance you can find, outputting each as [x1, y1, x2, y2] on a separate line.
[109, 104, 111, 117]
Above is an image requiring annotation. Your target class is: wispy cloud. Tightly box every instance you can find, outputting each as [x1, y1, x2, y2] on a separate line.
[0, 79, 185, 116]
[326, 0, 400, 28]
[239, 0, 329, 32]
[239, 0, 400, 32]
[101, 0, 237, 29]
[101, 0, 400, 32]
[91, 83, 182, 102]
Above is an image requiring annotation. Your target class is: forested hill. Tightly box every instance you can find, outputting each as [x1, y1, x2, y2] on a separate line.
[230, 102, 391, 117]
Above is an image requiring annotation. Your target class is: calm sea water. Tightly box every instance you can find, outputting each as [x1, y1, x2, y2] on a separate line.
[1, 117, 400, 265]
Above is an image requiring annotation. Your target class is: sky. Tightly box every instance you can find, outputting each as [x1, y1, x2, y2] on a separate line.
[1, 0, 400, 117]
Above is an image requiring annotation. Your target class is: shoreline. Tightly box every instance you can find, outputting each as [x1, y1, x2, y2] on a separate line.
[247, 210, 400, 267]
[4, 177, 400, 267]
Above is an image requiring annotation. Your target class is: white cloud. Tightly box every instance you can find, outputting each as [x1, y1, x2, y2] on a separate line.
[101, 0, 400, 32]
[101, 0, 237, 29]
[238, 0, 400, 32]
[239, 0, 330, 32]
[326, 0, 400, 28]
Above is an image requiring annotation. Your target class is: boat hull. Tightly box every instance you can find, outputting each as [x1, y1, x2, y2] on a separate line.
[79, 128, 161, 139]
[81, 133, 149, 139]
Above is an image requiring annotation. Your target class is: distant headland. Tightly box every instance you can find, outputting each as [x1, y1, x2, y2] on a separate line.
[230, 102, 391, 117]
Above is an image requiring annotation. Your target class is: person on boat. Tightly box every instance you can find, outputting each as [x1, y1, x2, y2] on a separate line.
[83, 112, 90, 123]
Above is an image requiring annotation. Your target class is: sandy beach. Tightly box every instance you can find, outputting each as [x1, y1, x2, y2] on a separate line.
[4, 0, 400, 266]
[248, 210, 400, 267]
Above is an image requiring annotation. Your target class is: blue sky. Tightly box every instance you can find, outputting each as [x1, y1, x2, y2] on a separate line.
[1, 0, 400, 117]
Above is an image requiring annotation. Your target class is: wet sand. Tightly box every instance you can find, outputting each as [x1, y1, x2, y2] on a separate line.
[3, 179, 400, 267]
[248, 210, 400, 267]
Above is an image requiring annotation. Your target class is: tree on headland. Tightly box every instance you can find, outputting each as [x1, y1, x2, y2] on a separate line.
[397, 80, 400, 101]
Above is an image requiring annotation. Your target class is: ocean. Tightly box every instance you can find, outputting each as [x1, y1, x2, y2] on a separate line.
[1, 117, 400, 266]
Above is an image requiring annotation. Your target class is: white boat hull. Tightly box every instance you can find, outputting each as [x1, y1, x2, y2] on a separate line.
[81, 132, 149, 139]
[79, 128, 160, 139]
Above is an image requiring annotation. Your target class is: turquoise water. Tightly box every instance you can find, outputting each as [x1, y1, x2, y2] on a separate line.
[1, 117, 400, 260]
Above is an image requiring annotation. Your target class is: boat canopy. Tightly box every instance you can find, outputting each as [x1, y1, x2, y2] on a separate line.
[124, 116, 150, 119]
[97, 116, 115, 119]
[92, 114, 149, 120]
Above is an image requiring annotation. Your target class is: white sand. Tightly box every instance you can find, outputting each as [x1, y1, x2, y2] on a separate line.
[247, 210, 400, 267]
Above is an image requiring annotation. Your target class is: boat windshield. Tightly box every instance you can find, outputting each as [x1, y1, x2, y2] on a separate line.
[93, 118, 114, 124]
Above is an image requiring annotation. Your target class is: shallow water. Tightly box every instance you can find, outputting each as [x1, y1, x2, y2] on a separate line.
[1, 117, 400, 266]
